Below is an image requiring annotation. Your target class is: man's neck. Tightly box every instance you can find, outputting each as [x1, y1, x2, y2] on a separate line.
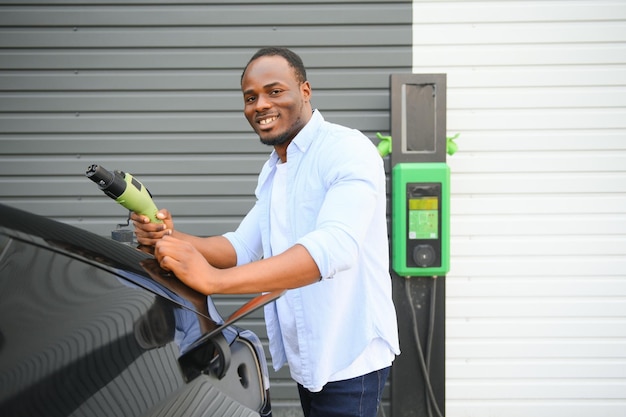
[274, 140, 292, 163]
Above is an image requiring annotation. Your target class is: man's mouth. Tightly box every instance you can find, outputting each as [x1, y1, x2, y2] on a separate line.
[258, 115, 278, 126]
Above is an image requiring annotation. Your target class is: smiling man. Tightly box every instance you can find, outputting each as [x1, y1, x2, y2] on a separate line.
[132, 47, 400, 417]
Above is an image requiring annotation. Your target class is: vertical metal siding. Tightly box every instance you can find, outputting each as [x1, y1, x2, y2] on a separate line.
[412, 1, 626, 416]
[0, 1, 412, 415]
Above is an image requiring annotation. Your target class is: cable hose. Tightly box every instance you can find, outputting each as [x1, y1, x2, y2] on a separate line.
[425, 277, 438, 417]
[405, 278, 444, 417]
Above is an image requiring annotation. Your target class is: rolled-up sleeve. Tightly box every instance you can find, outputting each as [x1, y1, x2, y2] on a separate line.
[223, 202, 264, 266]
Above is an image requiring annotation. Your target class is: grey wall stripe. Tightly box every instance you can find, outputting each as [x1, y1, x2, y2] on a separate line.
[0, 1, 412, 414]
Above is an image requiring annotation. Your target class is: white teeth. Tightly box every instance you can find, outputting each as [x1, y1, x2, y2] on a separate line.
[259, 116, 277, 125]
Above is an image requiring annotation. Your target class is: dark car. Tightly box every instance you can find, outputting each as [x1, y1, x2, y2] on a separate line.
[0, 203, 279, 417]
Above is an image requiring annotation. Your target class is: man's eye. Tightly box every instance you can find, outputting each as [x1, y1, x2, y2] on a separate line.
[270, 89, 282, 95]
[245, 96, 256, 103]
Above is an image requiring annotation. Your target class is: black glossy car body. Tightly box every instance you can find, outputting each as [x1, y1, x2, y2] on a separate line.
[0, 203, 276, 417]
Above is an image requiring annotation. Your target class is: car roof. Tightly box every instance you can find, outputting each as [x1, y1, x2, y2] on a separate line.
[0, 202, 214, 321]
[0, 202, 285, 341]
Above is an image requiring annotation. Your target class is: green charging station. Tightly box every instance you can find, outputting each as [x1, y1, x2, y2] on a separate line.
[389, 74, 448, 417]
[392, 162, 450, 277]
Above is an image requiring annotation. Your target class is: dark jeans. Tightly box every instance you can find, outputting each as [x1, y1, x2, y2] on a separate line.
[297, 367, 390, 417]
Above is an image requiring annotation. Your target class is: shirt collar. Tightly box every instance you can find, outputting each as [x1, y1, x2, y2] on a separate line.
[268, 109, 323, 166]
[290, 109, 322, 154]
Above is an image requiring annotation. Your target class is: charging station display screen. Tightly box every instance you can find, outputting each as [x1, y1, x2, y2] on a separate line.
[408, 197, 439, 240]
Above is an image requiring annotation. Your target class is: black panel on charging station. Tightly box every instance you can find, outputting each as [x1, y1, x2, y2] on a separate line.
[405, 182, 442, 269]
[390, 74, 447, 417]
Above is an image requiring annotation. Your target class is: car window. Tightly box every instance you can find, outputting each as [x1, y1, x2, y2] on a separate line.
[0, 236, 190, 416]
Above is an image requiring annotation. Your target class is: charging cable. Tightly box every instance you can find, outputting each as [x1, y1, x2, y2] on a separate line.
[405, 277, 444, 417]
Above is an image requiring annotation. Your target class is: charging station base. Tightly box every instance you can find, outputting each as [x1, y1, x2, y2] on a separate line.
[391, 275, 445, 417]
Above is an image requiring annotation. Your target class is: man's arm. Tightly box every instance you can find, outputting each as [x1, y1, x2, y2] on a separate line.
[154, 235, 321, 295]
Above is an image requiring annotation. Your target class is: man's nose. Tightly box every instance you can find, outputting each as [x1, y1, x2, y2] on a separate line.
[255, 94, 271, 110]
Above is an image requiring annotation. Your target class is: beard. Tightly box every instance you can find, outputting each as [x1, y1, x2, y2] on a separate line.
[257, 115, 305, 147]
[259, 131, 293, 147]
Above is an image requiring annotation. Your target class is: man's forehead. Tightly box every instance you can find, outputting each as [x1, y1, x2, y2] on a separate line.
[244, 56, 293, 79]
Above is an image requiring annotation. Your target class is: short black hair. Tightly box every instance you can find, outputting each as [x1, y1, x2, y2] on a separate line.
[241, 47, 308, 84]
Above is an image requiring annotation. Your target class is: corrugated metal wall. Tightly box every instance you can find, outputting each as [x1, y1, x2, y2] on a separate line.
[0, 1, 412, 415]
[412, 1, 626, 416]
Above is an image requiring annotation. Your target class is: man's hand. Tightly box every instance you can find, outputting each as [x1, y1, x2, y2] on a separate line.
[131, 208, 174, 246]
[154, 234, 219, 295]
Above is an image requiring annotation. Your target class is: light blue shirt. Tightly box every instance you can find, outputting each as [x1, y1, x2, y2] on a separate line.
[224, 110, 400, 391]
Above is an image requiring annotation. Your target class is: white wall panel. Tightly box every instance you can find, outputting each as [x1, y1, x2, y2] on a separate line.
[413, 0, 626, 416]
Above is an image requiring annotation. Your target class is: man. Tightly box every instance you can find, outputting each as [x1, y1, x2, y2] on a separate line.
[132, 47, 400, 417]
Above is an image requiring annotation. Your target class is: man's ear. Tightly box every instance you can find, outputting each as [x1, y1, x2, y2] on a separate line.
[301, 81, 312, 102]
